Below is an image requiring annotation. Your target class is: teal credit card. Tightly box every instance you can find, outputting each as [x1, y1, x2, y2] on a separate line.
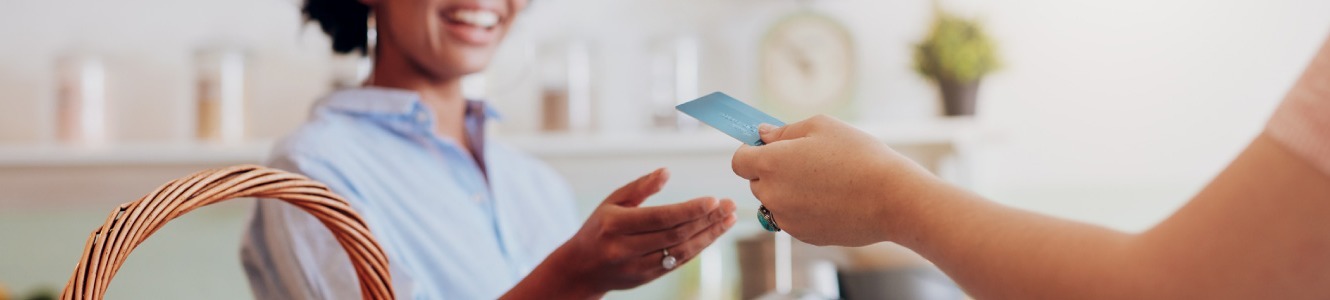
[676, 92, 786, 146]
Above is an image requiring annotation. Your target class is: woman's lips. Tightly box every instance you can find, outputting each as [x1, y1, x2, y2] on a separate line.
[442, 9, 501, 45]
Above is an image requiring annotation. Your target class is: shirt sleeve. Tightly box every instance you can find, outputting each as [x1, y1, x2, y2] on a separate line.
[1266, 35, 1330, 176]
[239, 153, 412, 300]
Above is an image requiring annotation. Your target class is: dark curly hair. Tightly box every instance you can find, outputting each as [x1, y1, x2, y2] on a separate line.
[303, 0, 372, 56]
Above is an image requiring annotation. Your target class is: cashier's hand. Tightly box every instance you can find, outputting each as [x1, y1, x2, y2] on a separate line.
[731, 115, 940, 247]
[539, 168, 737, 297]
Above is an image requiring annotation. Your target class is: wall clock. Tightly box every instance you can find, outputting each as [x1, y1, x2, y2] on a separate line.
[759, 11, 857, 120]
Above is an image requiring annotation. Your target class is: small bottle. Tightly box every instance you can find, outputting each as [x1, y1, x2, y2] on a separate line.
[538, 41, 595, 133]
[194, 49, 247, 144]
[54, 54, 108, 146]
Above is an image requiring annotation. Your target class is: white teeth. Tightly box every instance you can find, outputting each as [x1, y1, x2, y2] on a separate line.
[450, 10, 499, 28]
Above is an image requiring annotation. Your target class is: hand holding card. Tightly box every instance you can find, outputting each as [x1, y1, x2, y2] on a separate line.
[677, 92, 788, 232]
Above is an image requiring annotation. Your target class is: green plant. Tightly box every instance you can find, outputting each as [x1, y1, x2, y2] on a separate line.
[913, 9, 1001, 83]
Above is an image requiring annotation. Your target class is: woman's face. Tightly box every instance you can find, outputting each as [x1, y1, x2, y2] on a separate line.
[370, 0, 526, 79]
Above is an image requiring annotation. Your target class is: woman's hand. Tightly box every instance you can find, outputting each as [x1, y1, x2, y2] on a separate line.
[731, 115, 940, 247]
[504, 168, 737, 299]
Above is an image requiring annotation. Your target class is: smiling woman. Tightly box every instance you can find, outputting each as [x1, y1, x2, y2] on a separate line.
[240, 0, 738, 299]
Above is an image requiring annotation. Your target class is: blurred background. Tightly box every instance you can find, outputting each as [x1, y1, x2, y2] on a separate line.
[2, 0, 1329, 299]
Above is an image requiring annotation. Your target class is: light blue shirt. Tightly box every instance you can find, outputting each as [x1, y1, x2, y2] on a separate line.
[240, 87, 579, 299]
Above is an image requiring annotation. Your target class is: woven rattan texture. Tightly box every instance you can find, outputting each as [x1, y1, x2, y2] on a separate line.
[60, 165, 395, 300]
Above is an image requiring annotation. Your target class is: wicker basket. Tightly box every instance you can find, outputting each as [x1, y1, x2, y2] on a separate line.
[60, 165, 395, 300]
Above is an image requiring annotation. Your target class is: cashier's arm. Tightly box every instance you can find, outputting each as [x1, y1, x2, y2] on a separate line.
[907, 133, 1330, 299]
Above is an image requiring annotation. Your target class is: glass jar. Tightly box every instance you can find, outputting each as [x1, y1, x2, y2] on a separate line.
[538, 41, 595, 133]
[194, 49, 247, 143]
[54, 54, 107, 146]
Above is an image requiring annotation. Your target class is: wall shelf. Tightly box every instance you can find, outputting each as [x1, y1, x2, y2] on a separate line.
[0, 141, 273, 167]
[503, 118, 981, 158]
[0, 119, 984, 167]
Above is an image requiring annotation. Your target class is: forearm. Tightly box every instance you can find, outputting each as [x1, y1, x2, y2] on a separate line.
[892, 179, 1143, 299]
[500, 247, 605, 300]
[891, 133, 1330, 299]
[1134, 134, 1330, 299]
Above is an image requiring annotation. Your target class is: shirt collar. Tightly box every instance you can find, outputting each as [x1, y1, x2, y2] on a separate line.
[319, 86, 503, 120]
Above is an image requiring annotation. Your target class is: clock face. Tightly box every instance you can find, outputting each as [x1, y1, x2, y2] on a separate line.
[760, 12, 856, 120]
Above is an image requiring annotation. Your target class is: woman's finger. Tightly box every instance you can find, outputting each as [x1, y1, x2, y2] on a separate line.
[669, 215, 737, 267]
[605, 197, 719, 234]
[603, 168, 670, 207]
[632, 213, 737, 276]
[619, 199, 736, 254]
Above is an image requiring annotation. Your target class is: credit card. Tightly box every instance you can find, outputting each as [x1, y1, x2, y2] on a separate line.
[676, 92, 786, 146]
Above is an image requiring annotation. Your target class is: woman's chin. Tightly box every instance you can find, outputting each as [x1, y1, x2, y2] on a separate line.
[436, 63, 489, 80]
[454, 58, 492, 76]
[426, 51, 494, 78]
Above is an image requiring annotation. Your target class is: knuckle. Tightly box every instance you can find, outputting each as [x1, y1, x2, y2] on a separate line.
[708, 209, 725, 222]
[601, 216, 623, 233]
[808, 115, 835, 130]
[709, 222, 727, 237]
[690, 201, 710, 215]
[645, 214, 667, 229]
[663, 229, 685, 244]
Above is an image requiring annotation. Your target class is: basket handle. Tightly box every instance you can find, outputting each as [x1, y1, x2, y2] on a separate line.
[61, 165, 395, 300]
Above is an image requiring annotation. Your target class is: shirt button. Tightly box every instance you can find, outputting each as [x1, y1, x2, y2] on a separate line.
[471, 193, 485, 203]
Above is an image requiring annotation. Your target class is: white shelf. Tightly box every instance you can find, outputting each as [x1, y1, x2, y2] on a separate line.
[502, 118, 980, 158]
[0, 119, 982, 166]
[0, 141, 273, 167]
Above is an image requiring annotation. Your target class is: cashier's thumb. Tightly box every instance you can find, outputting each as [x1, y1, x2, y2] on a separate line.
[758, 123, 785, 144]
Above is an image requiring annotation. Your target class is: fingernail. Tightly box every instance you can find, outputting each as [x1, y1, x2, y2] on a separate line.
[758, 123, 776, 134]
[652, 168, 669, 182]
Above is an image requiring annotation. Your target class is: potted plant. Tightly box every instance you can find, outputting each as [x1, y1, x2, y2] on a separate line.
[913, 9, 1001, 116]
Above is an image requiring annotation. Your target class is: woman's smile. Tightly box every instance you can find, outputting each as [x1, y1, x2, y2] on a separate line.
[440, 4, 504, 46]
